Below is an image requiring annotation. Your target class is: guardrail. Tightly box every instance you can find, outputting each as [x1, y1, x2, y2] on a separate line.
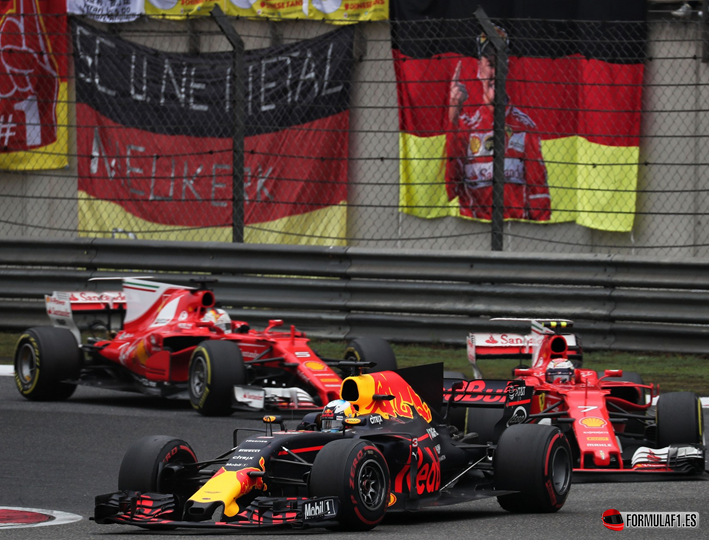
[1, 237, 709, 354]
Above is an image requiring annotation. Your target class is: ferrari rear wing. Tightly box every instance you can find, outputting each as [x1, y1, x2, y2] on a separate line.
[467, 319, 581, 376]
[45, 291, 126, 343]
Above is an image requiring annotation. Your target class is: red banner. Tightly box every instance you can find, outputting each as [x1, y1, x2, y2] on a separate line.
[77, 106, 349, 227]
[0, 0, 68, 169]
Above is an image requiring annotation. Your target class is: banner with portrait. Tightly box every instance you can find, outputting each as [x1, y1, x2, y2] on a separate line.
[73, 18, 354, 243]
[0, 0, 68, 171]
[392, 0, 646, 232]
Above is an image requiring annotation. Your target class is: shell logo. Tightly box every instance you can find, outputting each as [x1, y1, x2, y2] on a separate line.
[469, 136, 481, 154]
[304, 361, 327, 371]
[388, 493, 397, 507]
[579, 417, 607, 428]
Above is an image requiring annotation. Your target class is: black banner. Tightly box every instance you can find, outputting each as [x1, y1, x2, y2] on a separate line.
[390, 0, 646, 62]
[72, 18, 354, 138]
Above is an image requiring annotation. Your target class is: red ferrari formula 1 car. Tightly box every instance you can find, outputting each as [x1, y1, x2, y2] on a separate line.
[460, 319, 706, 475]
[13, 278, 396, 415]
[93, 362, 572, 531]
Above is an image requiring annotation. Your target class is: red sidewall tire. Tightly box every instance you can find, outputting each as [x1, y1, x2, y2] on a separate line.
[310, 439, 390, 531]
[494, 424, 572, 513]
[118, 435, 197, 493]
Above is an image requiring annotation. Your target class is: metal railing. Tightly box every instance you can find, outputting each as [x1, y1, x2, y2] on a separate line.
[1, 237, 709, 354]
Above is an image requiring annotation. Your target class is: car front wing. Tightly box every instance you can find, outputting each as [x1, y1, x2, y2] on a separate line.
[94, 491, 340, 530]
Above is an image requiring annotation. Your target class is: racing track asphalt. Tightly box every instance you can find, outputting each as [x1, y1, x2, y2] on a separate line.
[1, 376, 708, 540]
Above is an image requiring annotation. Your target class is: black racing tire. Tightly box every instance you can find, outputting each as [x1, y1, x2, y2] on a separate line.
[656, 392, 703, 448]
[14, 327, 81, 401]
[310, 439, 390, 531]
[344, 336, 397, 373]
[494, 424, 572, 513]
[466, 407, 504, 444]
[600, 371, 646, 405]
[188, 340, 245, 416]
[118, 435, 197, 493]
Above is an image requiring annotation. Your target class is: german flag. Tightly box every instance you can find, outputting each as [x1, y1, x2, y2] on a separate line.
[73, 19, 354, 244]
[392, 0, 646, 232]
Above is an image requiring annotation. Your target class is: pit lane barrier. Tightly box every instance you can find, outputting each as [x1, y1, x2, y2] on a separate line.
[2, 237, 709, 354]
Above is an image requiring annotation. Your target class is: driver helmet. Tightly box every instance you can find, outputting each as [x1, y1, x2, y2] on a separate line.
[202, 308, 232, 334]
[320, 399, 356, 433]
[546, 359, 575, 384]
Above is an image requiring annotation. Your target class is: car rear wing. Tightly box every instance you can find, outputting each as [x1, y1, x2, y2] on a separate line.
[467, 319, 581, 377]
[45, 291, 126, 343]
[443, 378, 534, 436]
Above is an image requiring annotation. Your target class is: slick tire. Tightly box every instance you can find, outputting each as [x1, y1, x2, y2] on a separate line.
[656, 392, 703, 448]
[310, 439, 390, 531]
[14, 327, 81, 401]
[345, 336, 397, 373]
[188, 340, 245, 416]
[118, 435, 198, 493]
[494, 424, 572, 513]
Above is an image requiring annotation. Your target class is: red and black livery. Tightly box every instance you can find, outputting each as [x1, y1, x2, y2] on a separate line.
[94, 362, 572, 531]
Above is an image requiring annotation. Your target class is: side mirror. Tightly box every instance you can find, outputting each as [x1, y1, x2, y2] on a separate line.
[604, 369, 623, 378]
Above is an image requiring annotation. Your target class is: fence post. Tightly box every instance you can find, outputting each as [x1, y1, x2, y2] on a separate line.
[703, 0, 709, 63]
[211, 5, 245, 243]
[474, 7, 508, 252]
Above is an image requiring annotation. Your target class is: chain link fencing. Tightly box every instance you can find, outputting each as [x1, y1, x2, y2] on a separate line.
[1, 7, 709, 256]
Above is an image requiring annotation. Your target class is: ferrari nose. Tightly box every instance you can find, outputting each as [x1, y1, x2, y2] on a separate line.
[593, 450, 611, 467]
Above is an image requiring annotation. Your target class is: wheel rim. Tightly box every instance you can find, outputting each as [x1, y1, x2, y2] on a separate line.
[358, 458, 386, 511]
[190, 356, 207, 399]
[550, 446, 571, 495]
[16, 343, 37, 388]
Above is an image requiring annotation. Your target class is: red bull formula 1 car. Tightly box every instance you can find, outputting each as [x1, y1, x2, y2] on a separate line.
[93, 362, 572, 531]
[461, 319, 706, 475]
[13, 278, 396, 415]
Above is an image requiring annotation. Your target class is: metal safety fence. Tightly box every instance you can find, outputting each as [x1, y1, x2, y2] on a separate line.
[2, 2, 709, 257]
[2, 237, 709, 354]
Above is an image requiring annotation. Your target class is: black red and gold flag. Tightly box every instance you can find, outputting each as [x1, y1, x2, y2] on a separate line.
[73, 19, 354, 243]
[392, 0, 646, 231]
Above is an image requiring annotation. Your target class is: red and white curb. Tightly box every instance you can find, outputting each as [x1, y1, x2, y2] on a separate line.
[0, 507, 82, 529]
